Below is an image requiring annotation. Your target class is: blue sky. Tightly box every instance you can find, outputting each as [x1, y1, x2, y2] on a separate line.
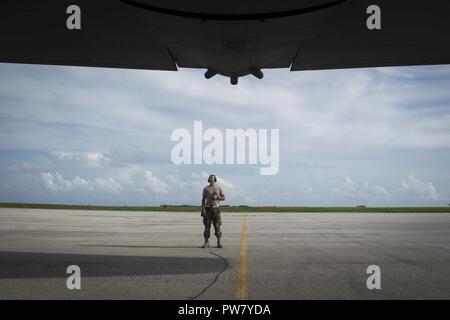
[0, 62, 449, 206]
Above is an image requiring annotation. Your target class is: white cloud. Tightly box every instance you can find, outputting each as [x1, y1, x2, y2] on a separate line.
[143, 170, 168, 195]
[366, 182, 389, 198]
[344, 176, 355, 189]
[94, 177, 122, 194]
[40, 167, 168, 196]
[2, 64, 450, 206]
[333, 176, 389, 202]
[41, 172, 91, 192]
[50, 151, 110, 167]
[399, 174, 440, 201]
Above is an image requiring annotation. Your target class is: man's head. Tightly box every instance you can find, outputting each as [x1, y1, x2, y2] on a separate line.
[208, 174, 217, 184]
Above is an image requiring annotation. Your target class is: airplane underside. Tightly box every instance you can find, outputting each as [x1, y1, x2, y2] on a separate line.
[1, 0, 450, 84]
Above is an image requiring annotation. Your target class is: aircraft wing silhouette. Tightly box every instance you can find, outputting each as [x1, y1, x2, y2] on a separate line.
[1, 0, 449, 84]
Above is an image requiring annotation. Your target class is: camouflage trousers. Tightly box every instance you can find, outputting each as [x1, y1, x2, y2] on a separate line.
[203, 207, 222, 239]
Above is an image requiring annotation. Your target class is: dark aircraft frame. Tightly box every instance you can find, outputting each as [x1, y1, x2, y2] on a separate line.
[1, 0, 449, 84]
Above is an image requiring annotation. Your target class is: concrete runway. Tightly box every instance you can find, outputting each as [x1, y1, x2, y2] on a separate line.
[0, 208, 450, 299]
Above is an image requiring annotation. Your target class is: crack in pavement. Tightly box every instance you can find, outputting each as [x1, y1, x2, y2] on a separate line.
[189, 247, 229, 300]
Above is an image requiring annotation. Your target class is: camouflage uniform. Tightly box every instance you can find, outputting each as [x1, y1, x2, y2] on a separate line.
[202, 185, 224, 240]
[203, 206, 222, 239]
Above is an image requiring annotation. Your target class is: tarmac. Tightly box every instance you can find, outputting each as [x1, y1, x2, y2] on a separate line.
[0, 208, 450, 299]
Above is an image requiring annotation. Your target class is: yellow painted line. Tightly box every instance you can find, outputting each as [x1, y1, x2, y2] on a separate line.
[234, 214, 248, 299]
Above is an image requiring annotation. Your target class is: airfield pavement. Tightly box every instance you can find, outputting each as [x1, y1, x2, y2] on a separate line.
[0, 208, 450, 299]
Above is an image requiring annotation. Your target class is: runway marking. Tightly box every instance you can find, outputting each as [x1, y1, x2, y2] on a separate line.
[235, 214, 248, 299]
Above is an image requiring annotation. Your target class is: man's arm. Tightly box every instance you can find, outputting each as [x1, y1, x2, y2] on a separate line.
[201, 188, 206, 216]
[218, 187, 225, 201]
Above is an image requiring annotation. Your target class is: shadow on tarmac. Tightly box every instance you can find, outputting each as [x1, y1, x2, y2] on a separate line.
[0, 250, 223, 279]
